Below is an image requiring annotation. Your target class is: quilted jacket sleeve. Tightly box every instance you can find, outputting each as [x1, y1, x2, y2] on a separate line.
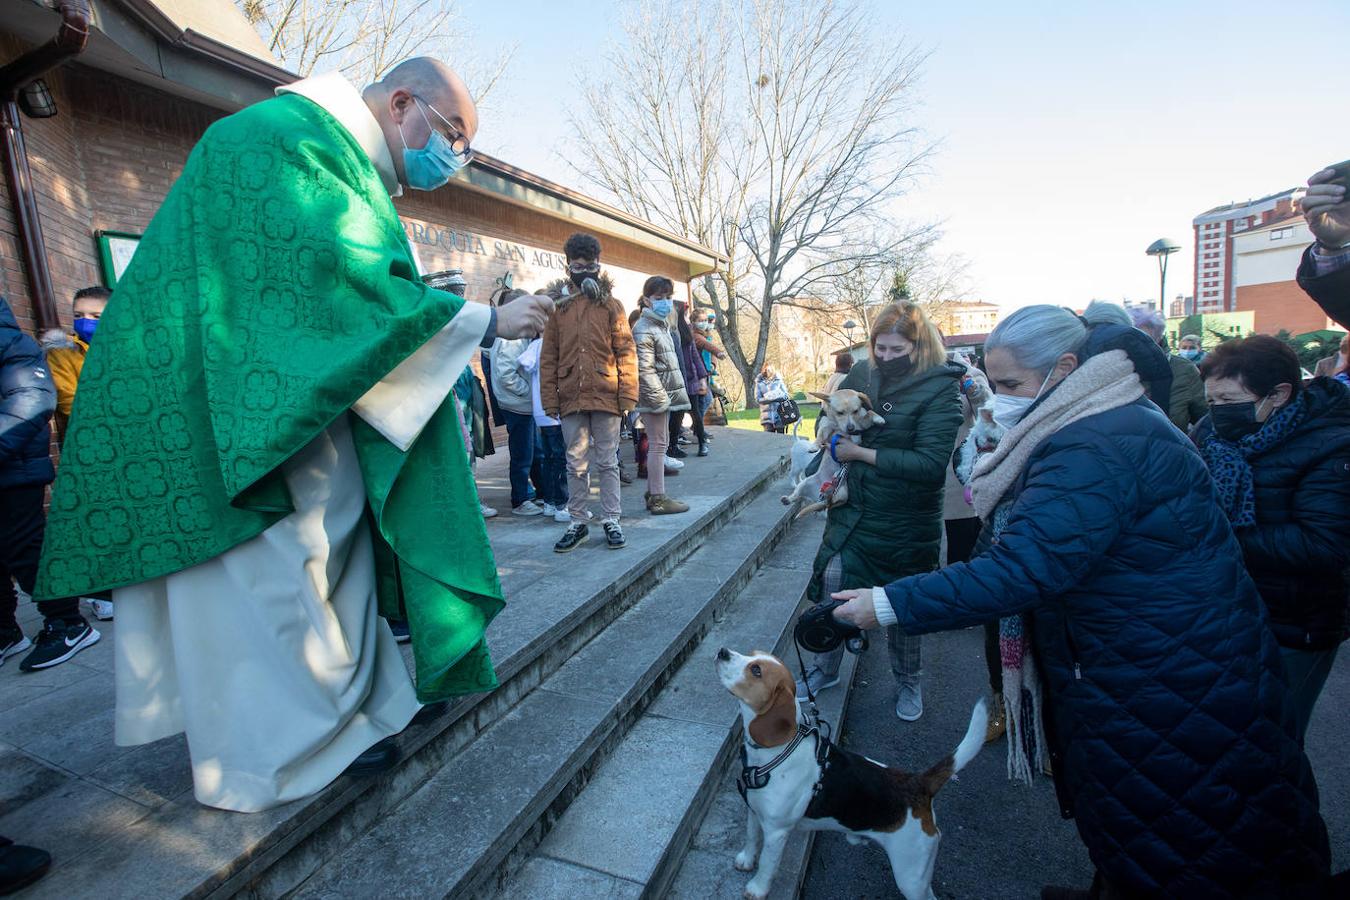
[540, 313, 561, 419]
[1296, 246, 1350, 329]
[1235, 453, 1350, 573]
[873, 385, 962, 484]
[0, 327, 56, 465]
[882, 428, 1135, 633]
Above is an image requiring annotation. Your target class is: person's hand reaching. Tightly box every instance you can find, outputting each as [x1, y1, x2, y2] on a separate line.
[496, 294, 553, 339]
[1301, 167, 1350, 249]
[830, 588, 880, 629]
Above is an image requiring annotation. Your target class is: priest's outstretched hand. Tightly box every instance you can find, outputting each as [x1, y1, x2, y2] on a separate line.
[497, 293, 553, 339]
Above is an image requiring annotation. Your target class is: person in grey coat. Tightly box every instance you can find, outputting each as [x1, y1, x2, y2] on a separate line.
[631, 277, 690, 515]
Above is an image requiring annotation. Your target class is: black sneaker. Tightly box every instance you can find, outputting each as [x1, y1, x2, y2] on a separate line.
[667, 445, 688, 459]
[603, 521, 626, 550]
[1, 625, 31, 668]
[554, 523, 589, 553]
[18, 618, 100, 672]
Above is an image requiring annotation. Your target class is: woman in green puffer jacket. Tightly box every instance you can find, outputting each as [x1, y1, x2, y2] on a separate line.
[796, 301, 963, 722]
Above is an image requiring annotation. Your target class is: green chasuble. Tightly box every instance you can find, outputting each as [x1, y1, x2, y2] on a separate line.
[35, 93, 503, 700]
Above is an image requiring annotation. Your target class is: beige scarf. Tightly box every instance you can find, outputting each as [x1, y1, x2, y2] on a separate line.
[970, 350, 1142, 520]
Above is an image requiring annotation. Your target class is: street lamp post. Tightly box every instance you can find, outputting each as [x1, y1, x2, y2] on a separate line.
[843, 318, 857, 348]
[1145, 238, 1182, 316]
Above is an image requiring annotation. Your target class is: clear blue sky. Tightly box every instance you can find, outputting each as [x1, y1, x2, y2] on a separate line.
[465, 0, 1350, 312]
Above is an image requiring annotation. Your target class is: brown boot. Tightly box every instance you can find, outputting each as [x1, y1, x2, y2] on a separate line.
[985, 691, 1006, 743]
[646, 493, 689, 515]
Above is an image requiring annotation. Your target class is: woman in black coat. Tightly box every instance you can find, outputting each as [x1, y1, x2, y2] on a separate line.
[829, 305, 1331, 899]
[1194, 335, 1350, 745]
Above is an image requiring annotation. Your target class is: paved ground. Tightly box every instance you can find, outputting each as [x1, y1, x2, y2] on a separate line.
[802, 625, 1350, 899]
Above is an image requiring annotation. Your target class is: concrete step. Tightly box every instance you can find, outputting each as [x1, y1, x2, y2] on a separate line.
[9, 429, 789, 900]
[287, 483, 805, 900]
[495, 518, 855, 900]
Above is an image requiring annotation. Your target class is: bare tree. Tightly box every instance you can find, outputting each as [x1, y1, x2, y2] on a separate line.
[237, 0, 510, 100]
[569, 0, 933, 405]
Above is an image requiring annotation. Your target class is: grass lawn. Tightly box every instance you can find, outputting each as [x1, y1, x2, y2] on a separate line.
[721, 402, 820, 432]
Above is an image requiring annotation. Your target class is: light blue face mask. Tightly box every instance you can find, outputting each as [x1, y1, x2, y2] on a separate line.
[650, 298, 673, 318]
[399, 98, 465, 191]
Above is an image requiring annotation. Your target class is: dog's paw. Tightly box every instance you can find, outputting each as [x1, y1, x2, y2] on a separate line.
[844, 834, 866, 846]
[743, 887, 768, 900]
[733, 850, 757, 872]
[780, 495, 791, 506]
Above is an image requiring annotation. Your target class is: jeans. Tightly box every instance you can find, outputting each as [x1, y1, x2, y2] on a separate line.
[694, 392, 712, 423]
[0, 484, 80, 627]
[561, 412, 623, 524]
[813, 554, 921, 683]
[1280, 645, 1339, 746]
[537, 425, 568, 508]
[641, 411, 670, 495]
[502, 409, 538, 508]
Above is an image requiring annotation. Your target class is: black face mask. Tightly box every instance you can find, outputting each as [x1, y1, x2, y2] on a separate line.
[1209, 401, 1261, 442]
[875, 353, 913, 380]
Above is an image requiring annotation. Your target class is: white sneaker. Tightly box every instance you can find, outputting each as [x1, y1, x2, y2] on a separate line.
[553, 507, 572, 523]
[512, 500, 544, 517]
[664, 455, 685, 470]
[481, 504, 498, 518]
[87, 598, 115, 621]
[541, 502, 558, 517]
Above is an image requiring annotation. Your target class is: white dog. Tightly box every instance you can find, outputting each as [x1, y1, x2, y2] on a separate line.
[780, 389, 884, 519]
[716, 647, 986, 900]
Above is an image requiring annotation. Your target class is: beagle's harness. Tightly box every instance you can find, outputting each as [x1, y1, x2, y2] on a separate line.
[736, 715, 834, 805]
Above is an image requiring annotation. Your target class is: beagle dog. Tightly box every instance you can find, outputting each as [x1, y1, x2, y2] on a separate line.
[780, 389, 885, 519]
[716, 648, 987, 900]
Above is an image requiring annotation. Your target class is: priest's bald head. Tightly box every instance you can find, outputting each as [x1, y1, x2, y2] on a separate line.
[363, 57, 478, 191]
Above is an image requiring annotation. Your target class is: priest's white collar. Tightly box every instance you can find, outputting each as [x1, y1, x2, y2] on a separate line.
[277, 72, 403, 198]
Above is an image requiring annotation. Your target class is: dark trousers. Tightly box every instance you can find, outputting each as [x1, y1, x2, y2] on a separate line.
[945, 516, 1001, 694]
[0, 484, 80, 627]
[536, 425, 568, 508]
[502, 409, 540, 508]
[669, 405, 707, 444]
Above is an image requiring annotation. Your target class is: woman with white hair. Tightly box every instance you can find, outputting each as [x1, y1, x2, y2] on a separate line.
[1128, 305, 1207, 431]
[830, 304, 1330, 899]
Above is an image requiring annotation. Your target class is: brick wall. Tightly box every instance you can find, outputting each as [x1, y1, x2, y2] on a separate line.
[0, 51, 692, 340]
[1235, 280, 1333, 335]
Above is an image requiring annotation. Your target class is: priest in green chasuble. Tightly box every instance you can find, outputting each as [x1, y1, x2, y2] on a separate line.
[34, 58, 553, 812]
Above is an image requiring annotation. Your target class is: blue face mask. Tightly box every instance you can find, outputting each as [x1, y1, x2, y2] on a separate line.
[73, 317, 98, 344]
[650, 299, 673, 318]
[399, 99, 465, 191]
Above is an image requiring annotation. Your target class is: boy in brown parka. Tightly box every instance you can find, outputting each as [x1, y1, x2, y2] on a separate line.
[539, 233, 638, 552]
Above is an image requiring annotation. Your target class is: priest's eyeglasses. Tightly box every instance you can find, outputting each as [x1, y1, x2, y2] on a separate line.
[415, 95, 473, 163]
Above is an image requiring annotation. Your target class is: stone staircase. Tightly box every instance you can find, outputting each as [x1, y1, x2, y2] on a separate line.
[7, 429, 855, 900]
[285, 487, 826, 899]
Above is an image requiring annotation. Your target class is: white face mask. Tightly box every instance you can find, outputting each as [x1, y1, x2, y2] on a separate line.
[991, 365, 1057, 429]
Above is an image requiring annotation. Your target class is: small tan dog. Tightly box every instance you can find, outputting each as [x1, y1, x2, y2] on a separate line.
[780, 389, 884, 518]
[717, 648, 986, 900]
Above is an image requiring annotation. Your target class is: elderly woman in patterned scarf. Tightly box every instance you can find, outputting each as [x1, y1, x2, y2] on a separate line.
[1193, 334, 1350, 747]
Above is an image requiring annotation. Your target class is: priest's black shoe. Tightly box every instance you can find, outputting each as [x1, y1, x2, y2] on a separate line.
[0, 837, 51, 895]
[344, 738, 399, 777]
[411, 701, 448, 727]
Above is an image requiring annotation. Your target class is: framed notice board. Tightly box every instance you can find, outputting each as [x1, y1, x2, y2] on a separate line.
[96, 230, 142, 286]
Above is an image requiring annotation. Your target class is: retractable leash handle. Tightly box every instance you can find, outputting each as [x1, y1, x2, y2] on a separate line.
[828, 433, 842, 463]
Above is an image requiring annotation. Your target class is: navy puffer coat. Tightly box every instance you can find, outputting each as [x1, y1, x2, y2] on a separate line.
[1193, 377, 1350, 650]
[883, 397, 1329, 897]
[0, 297, 56, 489]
